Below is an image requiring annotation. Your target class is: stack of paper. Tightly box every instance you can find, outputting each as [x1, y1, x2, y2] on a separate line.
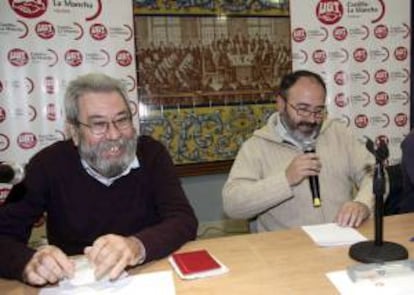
[327, 270, 414, 295]
[40, 271, 175, 295]
[302, 223, 367, 247]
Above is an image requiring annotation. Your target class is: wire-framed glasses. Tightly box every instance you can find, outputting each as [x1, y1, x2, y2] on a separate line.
[76, 115, 133, 135]
[286, 101, 327, 119]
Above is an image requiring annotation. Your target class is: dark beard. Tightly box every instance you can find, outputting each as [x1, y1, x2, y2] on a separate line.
[280, 112, 321, 145]
[78, 135, 137, 178]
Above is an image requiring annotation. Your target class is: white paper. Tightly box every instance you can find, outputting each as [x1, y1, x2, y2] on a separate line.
[40, 270, 175, 295]
[326, 270, 414, 295]
[302, 223, 367, 246]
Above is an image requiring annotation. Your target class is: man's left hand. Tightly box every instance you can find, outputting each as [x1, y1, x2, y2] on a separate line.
[335, 201, 370, 228]
[84, 234, 144, 281]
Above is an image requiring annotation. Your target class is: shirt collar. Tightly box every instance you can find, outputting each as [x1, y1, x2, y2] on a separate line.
[81, 156, 140, 186]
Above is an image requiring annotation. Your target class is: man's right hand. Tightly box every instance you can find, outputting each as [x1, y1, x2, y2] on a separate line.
[23, 245, 74, 286]
[285, 153, 321, 186]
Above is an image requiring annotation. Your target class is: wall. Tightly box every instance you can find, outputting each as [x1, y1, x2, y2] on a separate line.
[181, 173, 249, 238]
[181, 173, 228, 222]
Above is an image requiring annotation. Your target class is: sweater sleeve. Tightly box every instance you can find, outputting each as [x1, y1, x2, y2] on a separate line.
[133, 138, 198, 262]
[0, 152, 49, 280]
[222, 140, 293, 220]
[0, 194, 43, 280]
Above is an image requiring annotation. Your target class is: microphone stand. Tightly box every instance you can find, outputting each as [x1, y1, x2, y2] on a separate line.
[349, 140, 408, 263]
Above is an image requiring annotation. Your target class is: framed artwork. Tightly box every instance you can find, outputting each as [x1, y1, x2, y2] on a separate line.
[134, 14, 291, 176]
[134, 0, 289, 16]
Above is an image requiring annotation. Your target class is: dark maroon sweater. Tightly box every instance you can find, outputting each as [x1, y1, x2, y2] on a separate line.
[0, 136, 198, 280]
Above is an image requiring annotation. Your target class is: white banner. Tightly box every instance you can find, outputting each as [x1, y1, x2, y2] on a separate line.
[0, 0, 137, 201]
[290, 0, 411, 165]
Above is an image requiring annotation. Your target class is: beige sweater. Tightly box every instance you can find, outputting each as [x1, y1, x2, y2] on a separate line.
[222, 113, 375, 232]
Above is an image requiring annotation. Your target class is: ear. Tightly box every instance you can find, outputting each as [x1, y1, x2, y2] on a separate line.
[66, 122, 80, 146]
[276, 95, 285, 111]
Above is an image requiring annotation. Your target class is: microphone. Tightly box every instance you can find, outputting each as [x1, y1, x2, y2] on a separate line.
[303, 141, 321, 207]
[0, 162, 25, 184]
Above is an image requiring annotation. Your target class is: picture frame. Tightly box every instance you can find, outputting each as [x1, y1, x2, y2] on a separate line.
[134, 7, 291, 176]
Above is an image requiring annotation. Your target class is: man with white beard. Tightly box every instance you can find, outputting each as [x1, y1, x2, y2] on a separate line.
[0, 73, 198, 285]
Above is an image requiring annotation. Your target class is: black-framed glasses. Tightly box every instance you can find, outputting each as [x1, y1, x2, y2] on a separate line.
[286, 101, 326, 119]
[76, 115, 133, 135]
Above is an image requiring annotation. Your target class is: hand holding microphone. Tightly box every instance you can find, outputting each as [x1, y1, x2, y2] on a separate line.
[303, 142, 321, 207]
[285, 142, 321, 207]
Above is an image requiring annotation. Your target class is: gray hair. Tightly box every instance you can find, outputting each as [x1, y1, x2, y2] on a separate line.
[64, 72, 131, 125]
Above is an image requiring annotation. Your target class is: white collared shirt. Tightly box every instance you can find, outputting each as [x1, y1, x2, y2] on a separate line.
[81, 157, 140, 186]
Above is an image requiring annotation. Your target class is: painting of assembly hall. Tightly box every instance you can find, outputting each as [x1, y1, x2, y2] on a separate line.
[136, 16, 290, 106]
[135, 16, 291, 167]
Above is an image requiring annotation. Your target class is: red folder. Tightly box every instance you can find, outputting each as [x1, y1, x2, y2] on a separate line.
[171, 250, 221, 275]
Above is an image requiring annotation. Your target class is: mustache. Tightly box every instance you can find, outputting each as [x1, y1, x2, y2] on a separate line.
[298, 122, 318, 128]
[99, 138, 126, 151]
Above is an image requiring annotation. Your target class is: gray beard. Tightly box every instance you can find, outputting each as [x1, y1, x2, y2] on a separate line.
[280, 113, 320, 147]
[78, 135, 137, 178]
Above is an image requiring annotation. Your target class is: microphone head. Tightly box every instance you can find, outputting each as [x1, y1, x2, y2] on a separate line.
[0, 162, 25, 184]
[302, 140, 316, 153]
[364, 136, 376, 156]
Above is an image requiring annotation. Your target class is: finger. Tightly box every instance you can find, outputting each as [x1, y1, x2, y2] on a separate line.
[95, 251, 117, 280]
[24, 270, 48, 286]
[88, 238, 108, 265]
[34, 262, 59, 284]
[347, 211, 358, 227]
[50, 248, 75, 278]
[108, 256, 128, 281]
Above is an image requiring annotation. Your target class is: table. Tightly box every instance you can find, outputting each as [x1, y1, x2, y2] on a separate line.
[1, 213, 413, 294]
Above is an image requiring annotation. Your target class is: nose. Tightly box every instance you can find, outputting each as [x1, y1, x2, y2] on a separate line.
[105, 122, 121, 140]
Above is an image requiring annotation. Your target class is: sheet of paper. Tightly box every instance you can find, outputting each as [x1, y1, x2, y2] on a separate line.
[302, 223, 367, 246]
[326, 270, 414, 295]
[40, 270, 175, 295]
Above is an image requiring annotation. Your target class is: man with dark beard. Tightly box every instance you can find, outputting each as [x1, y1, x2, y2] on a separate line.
[223, 70, 374, 232]
[0, 73, 198, 285]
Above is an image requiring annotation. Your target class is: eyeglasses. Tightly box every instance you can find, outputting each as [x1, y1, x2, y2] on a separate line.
[76, 115, 133, 135]
[286, 102, 326, 119]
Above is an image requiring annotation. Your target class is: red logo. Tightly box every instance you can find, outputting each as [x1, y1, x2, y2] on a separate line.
[374, 24, 388, 39]
[334, 71, 346, 86]
[116, 50, 133, 67]
[35, 21, 55, 39]
[394, 46, 408, 61]
[47, 103, 56, 121]
[65, 49, 83, 67]
[333, 26, 347, 41]
[334, 92, 348, 108]
[0, 107, 6, 123]
[354, 114, 369, 128]
[374, 91, 389, 106]
[394, 113, 408, 127]
[43, 76, 56, 94]
[292, 28, 306, 42]
[90, 23, 108, 41]
[8, 0, 47, 18]
[0, 134, 10, 152]
[17, 132, 37, 149]
[8, 48, 29, 67]
[312, 49, 327, 64]
[316, 0, 343, 25]
[374, 69, 389, 84]
[353, 48, 368, 63]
